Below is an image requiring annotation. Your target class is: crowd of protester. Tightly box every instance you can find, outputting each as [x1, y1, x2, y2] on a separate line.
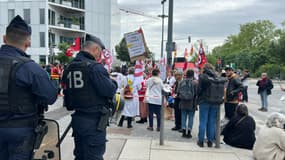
[44, 61, 284, 159]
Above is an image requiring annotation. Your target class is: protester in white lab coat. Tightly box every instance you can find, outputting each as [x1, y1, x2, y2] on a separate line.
[118, 67, 141, 128]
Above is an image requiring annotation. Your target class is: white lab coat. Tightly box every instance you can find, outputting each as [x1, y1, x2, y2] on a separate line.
[121, 74, 141, 117]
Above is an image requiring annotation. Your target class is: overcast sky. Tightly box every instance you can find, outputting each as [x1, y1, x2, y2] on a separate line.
[118, 0, 285, 59]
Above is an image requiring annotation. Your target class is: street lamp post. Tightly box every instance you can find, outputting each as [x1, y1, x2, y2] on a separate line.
[158, 0, 168, 58]
[158, 0, 167, 146]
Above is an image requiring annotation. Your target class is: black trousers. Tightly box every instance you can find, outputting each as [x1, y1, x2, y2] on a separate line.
[242, 86, 248, 102]
[224, 103, 238, 119]
[174, 99, 181, 128]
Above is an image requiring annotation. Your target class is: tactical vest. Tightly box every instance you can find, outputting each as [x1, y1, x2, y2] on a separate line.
[63, 61, 105, 112]
[0, 55, 37, 114]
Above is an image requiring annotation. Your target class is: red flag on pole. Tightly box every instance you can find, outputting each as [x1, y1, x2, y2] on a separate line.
[195, 43, 207, 68]
[190, 45, 194, 56]
[183, 48, 188, 71]
[66, 37, 80, 57]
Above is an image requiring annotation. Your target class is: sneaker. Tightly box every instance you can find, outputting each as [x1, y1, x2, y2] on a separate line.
[171, 127, 180, 131]
[258, 108, 264, 111]
[207, 141, 213, 148]
[187, 133, 192, 139]
[197, 141, 204, 147]
[262, 108, 268, 112]
[147, 127, 154, 131]
[136, 119, 145, 124]
[127, 125, 133, 128]
[156, 128, 160, 132]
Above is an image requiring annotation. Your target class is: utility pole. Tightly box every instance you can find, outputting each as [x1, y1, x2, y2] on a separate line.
[159, 0, 167, 146]
[158, 1, 167, 58]
[166, 0, 173, 68]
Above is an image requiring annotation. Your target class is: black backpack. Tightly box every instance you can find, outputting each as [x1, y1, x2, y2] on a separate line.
[178, 79, 194, 101]
[206, 76, 227, 104]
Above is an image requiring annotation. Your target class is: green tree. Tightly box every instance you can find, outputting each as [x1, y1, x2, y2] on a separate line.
[115, 38, 130, 62]
[211, 20, 281, 77]
[115, 37, 152, 64]
[55, 42, 73, 64]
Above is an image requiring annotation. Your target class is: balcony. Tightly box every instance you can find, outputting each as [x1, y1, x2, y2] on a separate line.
[49, 16, 85, 33]
[48, 0, 85, 13]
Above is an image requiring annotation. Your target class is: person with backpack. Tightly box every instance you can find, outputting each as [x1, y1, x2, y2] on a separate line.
[177, 69, 198, 138]
[197, 63, 226, 147]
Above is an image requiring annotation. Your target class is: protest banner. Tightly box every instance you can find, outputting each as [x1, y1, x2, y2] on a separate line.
[124, 28, 148, 62]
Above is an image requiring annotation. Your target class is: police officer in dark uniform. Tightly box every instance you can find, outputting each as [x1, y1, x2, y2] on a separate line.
[62, 34, 116, 160]
[0, 15, 58, 160]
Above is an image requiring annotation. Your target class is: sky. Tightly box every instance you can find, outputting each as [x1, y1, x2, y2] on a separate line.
[118, 0, 285, 59]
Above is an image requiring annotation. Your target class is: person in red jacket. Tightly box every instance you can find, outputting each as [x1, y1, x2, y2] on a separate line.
[137, 77, 148, 123]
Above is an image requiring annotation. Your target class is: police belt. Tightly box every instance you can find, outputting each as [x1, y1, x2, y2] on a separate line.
[0, 116, 38, 128]
[74, 105, 107, 117]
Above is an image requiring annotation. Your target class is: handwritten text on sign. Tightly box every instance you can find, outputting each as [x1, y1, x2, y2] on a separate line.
[124, 29, 146, 59]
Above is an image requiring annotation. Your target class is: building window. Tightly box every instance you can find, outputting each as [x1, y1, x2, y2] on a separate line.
[39, 8, 45, 24]
[48, 10, 55, 25]
[49, 32, 55, 46]
[60, 36, 74, 44]
[8, 9, 15, 23]
[39, 55, 46, 65]
[40, 32, 45, 47]
[23, 9, 31, 24]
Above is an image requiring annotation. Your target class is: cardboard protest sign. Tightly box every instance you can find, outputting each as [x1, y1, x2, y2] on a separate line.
[124, 28, 148, 62]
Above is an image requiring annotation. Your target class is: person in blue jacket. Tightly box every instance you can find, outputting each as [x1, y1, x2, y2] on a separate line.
[0, 15, 58, 160]
[62, 34, 117, 160]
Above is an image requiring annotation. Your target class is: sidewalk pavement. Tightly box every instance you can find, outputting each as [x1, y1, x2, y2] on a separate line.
[59, 111, 254, 160]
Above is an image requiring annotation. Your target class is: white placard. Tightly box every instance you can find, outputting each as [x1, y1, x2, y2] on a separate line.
[124, 29, 146, 60]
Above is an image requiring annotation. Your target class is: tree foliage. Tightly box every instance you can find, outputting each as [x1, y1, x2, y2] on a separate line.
[115, 38, 153, 64]
[211, 20, 285, 78]
[55, 42, 73, 64]
[115, 38, 130, 62]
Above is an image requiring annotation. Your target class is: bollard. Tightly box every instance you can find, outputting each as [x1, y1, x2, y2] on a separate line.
[159, 91, 165, 145]
[215, 105, 221, 148]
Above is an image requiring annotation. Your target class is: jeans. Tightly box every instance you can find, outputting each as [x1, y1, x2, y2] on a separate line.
[72, 113, 106, 160]
[0, 128, 35, 160]
[148, 103, 161, 128]
[260, 90, 268, 109]
[181, 109, 195, 130]
[198, 103, 218, 143]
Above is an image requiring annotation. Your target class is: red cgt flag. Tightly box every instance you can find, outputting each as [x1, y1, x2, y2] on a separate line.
[195, 43, 207, 68]
[183, 48, 188, 71]
[66, 37, 80, 57]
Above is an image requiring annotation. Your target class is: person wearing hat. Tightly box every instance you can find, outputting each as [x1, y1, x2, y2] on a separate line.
[62, 34, 116, 160]
[0, 15, 57, 159]
[224, 66, 243, 119]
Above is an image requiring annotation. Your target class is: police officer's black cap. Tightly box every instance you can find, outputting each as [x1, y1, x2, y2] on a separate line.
[85, 34, 105, 50]
[6, 15, 32, 35]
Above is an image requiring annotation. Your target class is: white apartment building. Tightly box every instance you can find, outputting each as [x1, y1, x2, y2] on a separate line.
[0, 0, 120, 64]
